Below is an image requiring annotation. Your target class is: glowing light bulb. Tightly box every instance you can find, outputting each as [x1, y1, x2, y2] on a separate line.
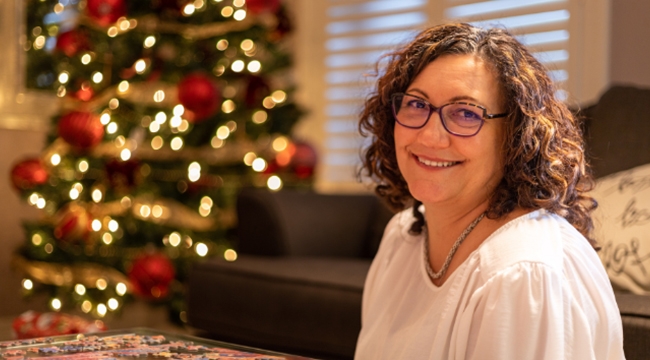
[51, 298, 62, 310]
[224, 249, 238, 261]
[75, 284, 86, 295]
[267, 175, 283, 191]
[22, 279, 34, 290]
[116, 283, 127, 296]
[195, 242, 208, 256]
[92, 219, 102, 231]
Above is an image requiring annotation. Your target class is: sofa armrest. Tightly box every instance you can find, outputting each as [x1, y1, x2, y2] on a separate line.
[236, 188, 392, 258]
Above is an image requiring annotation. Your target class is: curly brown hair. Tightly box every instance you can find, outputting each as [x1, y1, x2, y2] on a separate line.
[359, 23, 598, 247]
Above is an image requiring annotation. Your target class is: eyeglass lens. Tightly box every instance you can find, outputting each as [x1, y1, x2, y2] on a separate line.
[392, 94, 484, 136]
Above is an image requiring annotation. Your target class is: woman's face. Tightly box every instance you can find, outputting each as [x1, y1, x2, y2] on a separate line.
[394, 54, 505, 210]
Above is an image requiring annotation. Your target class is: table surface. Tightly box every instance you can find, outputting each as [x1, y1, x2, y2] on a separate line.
[0, 328, 314, 359]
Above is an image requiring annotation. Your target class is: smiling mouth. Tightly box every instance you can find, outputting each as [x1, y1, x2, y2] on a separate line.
[416, 156, 460, 168]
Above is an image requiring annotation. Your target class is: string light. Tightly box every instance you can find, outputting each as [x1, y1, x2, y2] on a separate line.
[252, 158, 267, 172]
[188, 162, 201, 182]
[231, 60, 245, 72]
[267, 175, 283, 191]
[153, 90, 165, 102]
[44, 243, 53, 254]
[224, 249, 237, 261]
[120, 148, 131, 161]
[31, 233, 43, 246]
[58, 72, 69, 84]
[109, 98, 119, 109]
[155, 112, 167, 124]
[144, 36, 156, 48]
[51, 298, 62, 311]
[75, 284, 86, 295]
[243, 152, 256, 166]
[96, 278, 108, 290]
[101, 113, 111, 125]
[92, 219, 102, 231]
[273, 136, 289, 152]
[247, 60, 261, 73]
[50, 153, 61, 166]
[252, 110, 268, 124]
[152, 205, 164, 218]
[82, 301, 92, 313]
[140, 204, 152, 217]
[195, 242, 208, 256]
[97, 303, 107, 316]
[262, 96, 276, 109]
[116, 283, 127, 296]
[102, 233, 113, 245]
[118, 80, 129, 93]
[107, 27, 118, 37]
[81, 53, 92, 64]
[233, 0, 245, 7]
[77, 160, 89, 173]
[211, 137, 224, 148]
[149, 122, 161, 133]
[108, 219, 119, 232]
[171, 137, 184, 151]
[183, 4, 196, 16]
[134, 59, 147, 74]
[169, 232, 182, 247]
[22, 279, 34, 290]
[216, 39, 228, 51]
[272, 90, 287, 103]
[108, 298, 119, 310]
[221, 6, 234, 17]
[222, 99, 236, 113]
[107, 122, 118, 134]
[173, 104, 185, 116]
[233, 9, 246, 21]
[216, 125, 230, 140]
[92, 72, 103, 84]
[33, 36, 46, 50]
[92, 189, 103, 203]
[151, 136, 164, 150]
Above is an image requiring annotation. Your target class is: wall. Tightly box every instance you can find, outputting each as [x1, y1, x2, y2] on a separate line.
[609, 0, 650, 88]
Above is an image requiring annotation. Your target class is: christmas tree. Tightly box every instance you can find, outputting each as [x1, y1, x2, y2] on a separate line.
[11, 0, 312, 324]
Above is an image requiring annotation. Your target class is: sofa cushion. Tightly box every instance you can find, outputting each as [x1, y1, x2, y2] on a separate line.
[187, 256, 371, 359]
[585, 86, 650, 178]
[592, 163, 650, 294]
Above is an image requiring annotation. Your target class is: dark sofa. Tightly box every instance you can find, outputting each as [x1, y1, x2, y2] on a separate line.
[187, 85, 650, 360]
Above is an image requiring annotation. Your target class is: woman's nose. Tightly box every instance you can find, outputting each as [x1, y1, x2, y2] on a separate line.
[416, 111, 451, 148]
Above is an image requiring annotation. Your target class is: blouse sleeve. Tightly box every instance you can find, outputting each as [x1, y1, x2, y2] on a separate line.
[451, 262, 602, 360]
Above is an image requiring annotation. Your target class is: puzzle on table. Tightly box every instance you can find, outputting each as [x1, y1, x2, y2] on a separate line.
[0, 332, 286, 360]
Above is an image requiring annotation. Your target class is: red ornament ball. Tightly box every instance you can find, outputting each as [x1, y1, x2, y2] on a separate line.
[291, 141, 318, 179]
[53, 203, 92, 243]
[177, 73, 220, 122]
[246, 0, 281, 14]
[86, 0, 127, 26]
[56, 30, 90, 57]
[128, 253, 175, 300]
[10, 158, 49, 190]
[58, 111, 104, 149]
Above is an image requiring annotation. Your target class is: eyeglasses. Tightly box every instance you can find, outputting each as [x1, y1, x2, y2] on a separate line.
[391, 93, 508, 137]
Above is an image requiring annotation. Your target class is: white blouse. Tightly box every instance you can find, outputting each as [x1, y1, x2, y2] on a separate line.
[355, 209, 625, 360]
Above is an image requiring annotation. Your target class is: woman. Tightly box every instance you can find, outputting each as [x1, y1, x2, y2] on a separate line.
[355, 23, 624, 359]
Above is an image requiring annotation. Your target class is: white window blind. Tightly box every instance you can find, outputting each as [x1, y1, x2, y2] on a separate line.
[318, 0, 428, 192]
[444, 0, 572, 100]
[294, 0, 608, 193]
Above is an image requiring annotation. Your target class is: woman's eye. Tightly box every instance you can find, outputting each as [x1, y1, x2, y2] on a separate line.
[406, 100, 427, 109]
[459, 109, 481, 119]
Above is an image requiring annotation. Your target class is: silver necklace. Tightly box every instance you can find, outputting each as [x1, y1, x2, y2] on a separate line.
[423, 212, 486, 280]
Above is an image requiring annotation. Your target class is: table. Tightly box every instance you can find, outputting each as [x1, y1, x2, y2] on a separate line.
[0, 328, 314, 359]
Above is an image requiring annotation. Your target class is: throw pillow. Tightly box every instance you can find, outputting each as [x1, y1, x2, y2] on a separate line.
[592, 162, 650, 294]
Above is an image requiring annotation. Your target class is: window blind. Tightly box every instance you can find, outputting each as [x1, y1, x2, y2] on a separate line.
[319, 0, 428, 191]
